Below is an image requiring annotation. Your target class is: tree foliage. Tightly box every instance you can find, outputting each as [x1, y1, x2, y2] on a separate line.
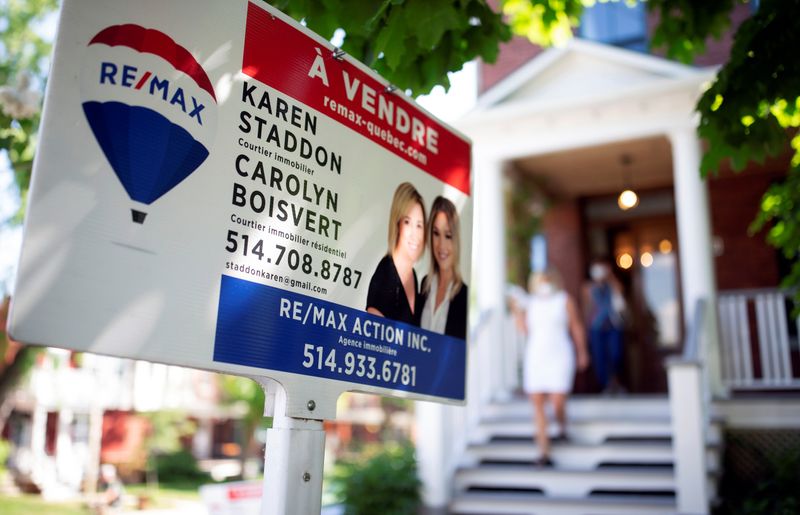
[218, 374, 270, 465]
[695, 0, 800, 308]
[269, 0, 511, 95]
[0, 0, 57, 225]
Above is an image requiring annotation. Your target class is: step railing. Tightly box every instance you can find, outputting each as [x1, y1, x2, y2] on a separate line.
[458, 307, 497, 447]
[718, 288, 800, 390]
[420, 308, 496, 509]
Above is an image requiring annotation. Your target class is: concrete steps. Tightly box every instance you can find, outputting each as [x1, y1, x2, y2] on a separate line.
[471, 414, 722, 446]
[483, 395, 672, 420]
[463, 440, 720, 473]
[450, 492, 677, 515]
[450, 395, 721, 515]
[454, 464, 676, 497]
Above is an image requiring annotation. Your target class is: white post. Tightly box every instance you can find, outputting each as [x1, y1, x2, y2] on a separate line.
[669, 129, 723, 397]
[84, 404, 104, 494]
[192, 418, 213, 460]
[473, 154, 508, 401]
[667, 360, 709, 514]
[261, 385, 325, 515]
[30, 404, 47, 485]
[55, 408, 74, 488]
[416, 402, 452, 510]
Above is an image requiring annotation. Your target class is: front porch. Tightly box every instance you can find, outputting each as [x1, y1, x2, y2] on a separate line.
[419, 288, 799, 514]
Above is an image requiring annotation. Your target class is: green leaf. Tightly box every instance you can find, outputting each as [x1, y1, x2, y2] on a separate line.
[373, 6, 409, 71]
[404, 0, 461, 50]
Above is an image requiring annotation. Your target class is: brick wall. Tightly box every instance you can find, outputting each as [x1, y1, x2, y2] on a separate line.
[542, 200, 585, 301]
[709, 163, 788, 291]
[647, 3, 754, 67]
[479, 36, 543, 94]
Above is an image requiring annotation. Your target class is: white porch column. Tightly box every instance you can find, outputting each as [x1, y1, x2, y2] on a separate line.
[192, 417, 213, 460]
[55, 408, 77, 489]
[30, 405, 47, 484]
[473, 154, 508, 401]
[668, 128, 722, 396]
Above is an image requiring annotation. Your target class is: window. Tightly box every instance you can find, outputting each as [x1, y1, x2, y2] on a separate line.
[579, 1, 648, 52]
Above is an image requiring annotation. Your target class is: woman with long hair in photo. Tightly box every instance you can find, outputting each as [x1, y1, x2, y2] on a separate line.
[418, 196, 468, 339]
[366, 182, 426, 325]
[515, 269, 589, 467]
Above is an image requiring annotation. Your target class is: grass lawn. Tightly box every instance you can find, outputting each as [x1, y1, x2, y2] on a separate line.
[0, 480, 207, 513]
[126, 479, 205, 508]
[0, 494, 89, 515]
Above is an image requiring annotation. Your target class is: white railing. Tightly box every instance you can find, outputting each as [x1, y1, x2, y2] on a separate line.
[503, 312, 524, 393]
[434, 308, 502, 508]
[718, 289, 800, 390]
[455, 308, 497, 447]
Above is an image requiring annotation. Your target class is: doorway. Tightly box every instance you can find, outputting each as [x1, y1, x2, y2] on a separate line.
[583, 190, 683, 393]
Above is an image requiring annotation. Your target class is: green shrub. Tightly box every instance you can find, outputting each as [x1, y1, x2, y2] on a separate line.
[153, 450, 210, 484]
[736, 450, 800, 515]
[330, 443, 421, 515]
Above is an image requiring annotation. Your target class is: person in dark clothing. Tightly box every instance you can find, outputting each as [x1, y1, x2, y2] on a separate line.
[583, 259, 627, 393]
[366, 182, 426, 325]
[418, 196, 468, 339]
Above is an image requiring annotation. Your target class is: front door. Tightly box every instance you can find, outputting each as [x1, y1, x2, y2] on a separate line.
[584, 193, 683, 393]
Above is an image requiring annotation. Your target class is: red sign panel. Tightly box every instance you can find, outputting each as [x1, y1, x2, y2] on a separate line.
[242, 3, 471, 195]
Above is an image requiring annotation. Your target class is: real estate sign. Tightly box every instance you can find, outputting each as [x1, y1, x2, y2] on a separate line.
[9, 0, 472, 411]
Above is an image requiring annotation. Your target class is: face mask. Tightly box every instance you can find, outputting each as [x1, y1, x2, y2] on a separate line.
[590, 264, 606, 281]
[536, 282, 554, 295]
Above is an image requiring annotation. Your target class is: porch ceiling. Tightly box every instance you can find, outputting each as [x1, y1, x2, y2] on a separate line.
[511, 135, 674, 199]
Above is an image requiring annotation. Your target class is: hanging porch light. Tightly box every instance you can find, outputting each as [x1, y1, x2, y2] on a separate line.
[617, 153, 639, 211]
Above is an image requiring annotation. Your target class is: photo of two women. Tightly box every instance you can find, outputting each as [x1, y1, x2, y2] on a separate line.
[365, 182, 468, 340]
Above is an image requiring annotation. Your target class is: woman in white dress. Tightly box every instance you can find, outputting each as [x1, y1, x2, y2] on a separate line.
[515, 269, 588, 467]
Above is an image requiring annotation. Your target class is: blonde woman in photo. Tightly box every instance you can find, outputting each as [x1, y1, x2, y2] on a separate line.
[366, 182, 426, 325]
[418, 196, 468, 339]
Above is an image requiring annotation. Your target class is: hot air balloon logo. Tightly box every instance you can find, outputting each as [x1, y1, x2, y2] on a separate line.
[81, 24, 218, 223]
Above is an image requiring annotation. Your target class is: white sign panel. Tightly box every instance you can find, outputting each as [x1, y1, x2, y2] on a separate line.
[200, 481, 262, 515]
[9, 0, 472, 412]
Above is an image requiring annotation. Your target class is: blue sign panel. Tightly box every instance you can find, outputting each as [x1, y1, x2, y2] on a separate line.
[214, 275, 466, 400]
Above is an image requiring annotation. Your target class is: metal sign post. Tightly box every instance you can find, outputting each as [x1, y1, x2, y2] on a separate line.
[261, 382, 326, 515]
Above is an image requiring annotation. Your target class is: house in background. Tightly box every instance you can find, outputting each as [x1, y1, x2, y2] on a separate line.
[1, 347, 247, 497]
[416, 3, 800, 514]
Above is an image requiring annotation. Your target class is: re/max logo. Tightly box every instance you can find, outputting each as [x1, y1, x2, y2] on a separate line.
[98, 61, 206, 126]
